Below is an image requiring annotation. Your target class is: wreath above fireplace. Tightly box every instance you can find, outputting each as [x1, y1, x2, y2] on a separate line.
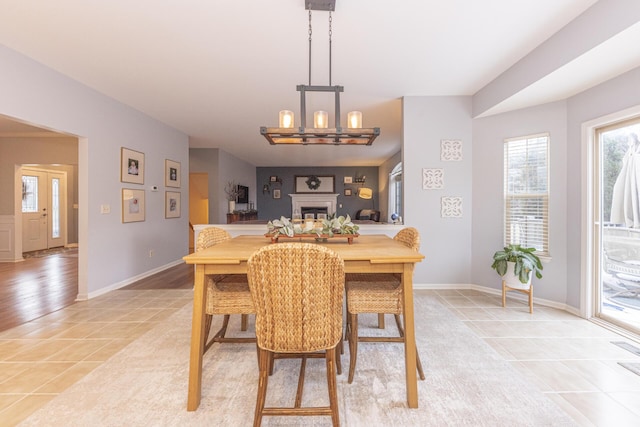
[294, 175, 335, 193]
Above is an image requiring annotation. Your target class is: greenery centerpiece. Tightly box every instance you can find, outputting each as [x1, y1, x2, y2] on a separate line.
[267, 215, 359, 238]
[491, 244, 543, 285]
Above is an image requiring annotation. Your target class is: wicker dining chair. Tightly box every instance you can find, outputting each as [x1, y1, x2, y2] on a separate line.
[247, 243, 344, 427]
[196, 227, 255, 352]
[344, 227, 426, 383]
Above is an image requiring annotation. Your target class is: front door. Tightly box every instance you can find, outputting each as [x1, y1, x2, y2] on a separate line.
[21, 167, 67, 252]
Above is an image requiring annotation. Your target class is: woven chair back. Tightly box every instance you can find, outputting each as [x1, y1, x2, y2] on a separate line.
[394, 227, 420, 251]
[196, 227, 232, 252]
[247, 243, 344, 353]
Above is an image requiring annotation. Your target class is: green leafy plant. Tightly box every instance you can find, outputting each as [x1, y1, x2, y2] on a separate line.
[491, 244, 543, 284]
[267, 215, 359, 238]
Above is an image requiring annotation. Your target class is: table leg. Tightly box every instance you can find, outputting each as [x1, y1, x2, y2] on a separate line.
[401, 263, 418, 408]
[187, 264, 207, 411]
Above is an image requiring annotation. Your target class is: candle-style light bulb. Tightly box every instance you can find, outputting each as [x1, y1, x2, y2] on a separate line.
[279, 110, 294, 128]
[314, 111, 329, 129]
[347, 111, 362, 128]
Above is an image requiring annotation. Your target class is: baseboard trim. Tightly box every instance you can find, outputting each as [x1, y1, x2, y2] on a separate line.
[414, 282, 580, 316]
[77, 259, 185, 301]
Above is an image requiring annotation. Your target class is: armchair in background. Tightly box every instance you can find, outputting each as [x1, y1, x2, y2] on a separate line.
[355, 209, 381, 222]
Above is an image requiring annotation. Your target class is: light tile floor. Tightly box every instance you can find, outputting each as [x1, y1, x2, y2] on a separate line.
[1, 288, 640, 426]
[0, 289, 192, 426]
[435, 289, 640, 427]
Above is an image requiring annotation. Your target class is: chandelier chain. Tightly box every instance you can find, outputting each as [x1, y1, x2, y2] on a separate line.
[329, 11, 332, 86]
[308, 10, 313, 85]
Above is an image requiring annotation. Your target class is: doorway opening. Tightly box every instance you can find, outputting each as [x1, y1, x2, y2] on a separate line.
[594, 117, 640, 335]
[20, 166, 68, 253]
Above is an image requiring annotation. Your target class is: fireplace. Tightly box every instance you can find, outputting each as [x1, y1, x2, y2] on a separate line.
[301, 206, 329, 218]
[289, 193, 339, 216]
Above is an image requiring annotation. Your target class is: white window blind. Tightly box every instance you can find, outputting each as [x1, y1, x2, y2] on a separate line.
[504, 133, 549, 256]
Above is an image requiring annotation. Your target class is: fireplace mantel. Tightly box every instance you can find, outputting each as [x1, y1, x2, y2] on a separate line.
[289, 193, 339, 215]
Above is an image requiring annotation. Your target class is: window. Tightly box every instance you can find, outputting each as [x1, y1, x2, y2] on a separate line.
[52, 177, 60, 239]
[389, 162, 402, 220]
[21, 175, 38, 213]
[504, 133, 549, 256]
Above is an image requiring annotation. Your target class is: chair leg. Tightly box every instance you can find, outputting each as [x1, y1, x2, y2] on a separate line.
[254, 348, 270, 427]
[528, 285, 533, 314]
[203, 314, 213, 348]
[344, 312, 351, 341]
[416, 344, 426, 380]
[213, 314, 231, 340]
[377, 313, 385, 329]
[399, 315, 425, 380]
[241, 314, 249, 331]
[394, 314, 404, 337]
[326, 348, 340, 427]
[295, 356, 307, 408]
[336, 338, 342, 375]
[348, 313, 358, 384]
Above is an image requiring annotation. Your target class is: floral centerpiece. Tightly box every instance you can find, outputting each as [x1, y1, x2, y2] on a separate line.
[266, 215, 359, 243]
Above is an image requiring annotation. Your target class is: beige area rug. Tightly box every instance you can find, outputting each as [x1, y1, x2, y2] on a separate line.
[20, 293, 577, 426]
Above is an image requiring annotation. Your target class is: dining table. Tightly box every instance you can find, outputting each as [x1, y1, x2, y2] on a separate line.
[182, 234, 425, 411]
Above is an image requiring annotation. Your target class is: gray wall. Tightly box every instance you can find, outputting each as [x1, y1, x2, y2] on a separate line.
[0, 44, 189, 298]
[189, 148, 257, 223]
[256, 167, 379, 221]
[471, 101, 568, 303]
[403, 96, 473, 285]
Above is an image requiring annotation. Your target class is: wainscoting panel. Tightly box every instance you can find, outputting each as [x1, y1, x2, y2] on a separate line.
[0, 215, 19, 262]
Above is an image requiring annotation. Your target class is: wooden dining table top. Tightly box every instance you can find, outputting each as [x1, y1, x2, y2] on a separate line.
[183, 234, 425, 267]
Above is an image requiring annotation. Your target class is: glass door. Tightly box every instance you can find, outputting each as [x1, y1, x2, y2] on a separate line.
[597, 119, 640, 333]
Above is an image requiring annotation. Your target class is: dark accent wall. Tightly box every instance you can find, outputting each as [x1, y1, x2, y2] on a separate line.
[256, 167, 378, 221]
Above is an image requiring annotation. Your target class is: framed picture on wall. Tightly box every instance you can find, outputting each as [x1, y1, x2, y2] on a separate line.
[273, 189, 281, 199]
[237, 185, 249, 203]
[165, 159, 181, 188]
[122, 188, 145, 223]
[165, 191, 181, 218]
[344, 188, 352, 196]
[121, 147, 144, 184]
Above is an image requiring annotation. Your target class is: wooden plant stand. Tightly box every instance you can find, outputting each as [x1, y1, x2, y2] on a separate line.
[502, 280, 533, 313]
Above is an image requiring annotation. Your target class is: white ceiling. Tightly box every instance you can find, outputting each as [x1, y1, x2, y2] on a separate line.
[1, 0, 636, 167]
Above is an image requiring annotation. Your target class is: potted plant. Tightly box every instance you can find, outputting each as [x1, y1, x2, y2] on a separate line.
[491, 244, 543, 289]
[224, 181, 240, 213]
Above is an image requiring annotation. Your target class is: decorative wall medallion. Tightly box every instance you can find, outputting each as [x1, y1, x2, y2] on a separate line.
[441, 196, 463, 218]
[422, 168, 444, 189]
[441, 139, 463, 161]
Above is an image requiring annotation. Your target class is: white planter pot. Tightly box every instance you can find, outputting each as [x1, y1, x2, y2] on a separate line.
[228, 200, 236, 213]
[502, 261, 532, 290]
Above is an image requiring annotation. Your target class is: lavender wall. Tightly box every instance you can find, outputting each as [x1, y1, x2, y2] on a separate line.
[0, 45, 189, 298]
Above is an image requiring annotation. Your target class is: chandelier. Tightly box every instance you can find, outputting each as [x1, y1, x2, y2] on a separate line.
[260, 0, 380, 145]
